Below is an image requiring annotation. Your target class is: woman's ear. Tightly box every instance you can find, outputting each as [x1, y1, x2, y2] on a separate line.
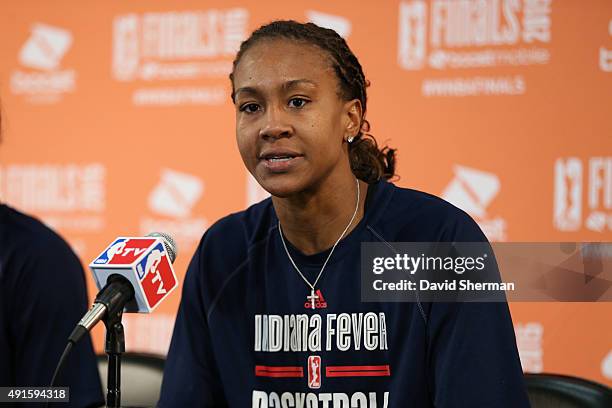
[344, 99, 363, 141]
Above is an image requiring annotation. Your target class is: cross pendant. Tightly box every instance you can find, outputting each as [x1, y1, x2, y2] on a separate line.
[307, 289, 319, 309]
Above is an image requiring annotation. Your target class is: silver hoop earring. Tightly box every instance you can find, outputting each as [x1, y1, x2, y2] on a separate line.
[347, 136, 354, 143]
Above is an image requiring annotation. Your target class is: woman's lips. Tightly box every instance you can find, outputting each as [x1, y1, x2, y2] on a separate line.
[259, 156, 303, 172]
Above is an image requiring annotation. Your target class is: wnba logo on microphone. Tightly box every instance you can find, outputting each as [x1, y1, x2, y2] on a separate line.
[94, 238, 128, 264]
[91, 237, 178, 312]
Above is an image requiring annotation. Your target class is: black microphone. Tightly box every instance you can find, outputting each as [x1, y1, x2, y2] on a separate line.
[49, 232, 178, 391]
[68, 232, 178, 345]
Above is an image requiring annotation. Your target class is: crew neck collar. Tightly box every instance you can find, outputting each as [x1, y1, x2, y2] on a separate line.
[273, 178, 394, 267]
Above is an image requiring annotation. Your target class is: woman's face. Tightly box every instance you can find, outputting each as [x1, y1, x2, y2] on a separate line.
[232, 38, 360, 198]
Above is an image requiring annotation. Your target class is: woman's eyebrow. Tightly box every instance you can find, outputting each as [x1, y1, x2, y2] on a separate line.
[234, 86, 259, 99]
[234, 79, 317, 99]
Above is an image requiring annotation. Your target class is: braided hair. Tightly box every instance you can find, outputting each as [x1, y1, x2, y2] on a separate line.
[229, 20, 397, 183]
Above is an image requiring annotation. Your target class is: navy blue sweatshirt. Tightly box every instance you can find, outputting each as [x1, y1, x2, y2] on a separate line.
[159, 179, 529, 407]
[0, 204, 104, 408]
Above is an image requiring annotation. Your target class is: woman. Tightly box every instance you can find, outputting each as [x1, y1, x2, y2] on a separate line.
[159, 21, 529, 407]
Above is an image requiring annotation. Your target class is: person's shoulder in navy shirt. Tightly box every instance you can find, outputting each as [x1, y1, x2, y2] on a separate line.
[0, 204, 104, 407]
[159, 180, 530, 407]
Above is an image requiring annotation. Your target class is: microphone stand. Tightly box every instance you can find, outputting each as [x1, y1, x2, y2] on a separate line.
[103, 306, 126, 407]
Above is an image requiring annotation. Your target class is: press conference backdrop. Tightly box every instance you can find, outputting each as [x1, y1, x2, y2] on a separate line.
[0, 0, 610, 386]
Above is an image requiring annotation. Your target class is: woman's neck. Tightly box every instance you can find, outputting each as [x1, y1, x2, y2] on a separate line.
[273, 174, 368, 255]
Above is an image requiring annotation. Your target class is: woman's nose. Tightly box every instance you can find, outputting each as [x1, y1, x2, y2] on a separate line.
[259, 107, 293, 139]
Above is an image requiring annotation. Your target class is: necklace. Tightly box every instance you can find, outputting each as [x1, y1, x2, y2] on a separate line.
[278, 178, 360, 309]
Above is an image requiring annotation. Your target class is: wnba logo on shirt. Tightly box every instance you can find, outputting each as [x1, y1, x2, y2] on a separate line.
[308, 356, 322, 389]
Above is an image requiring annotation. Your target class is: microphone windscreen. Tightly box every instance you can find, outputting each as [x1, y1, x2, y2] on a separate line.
[147, 232, 178, 263]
